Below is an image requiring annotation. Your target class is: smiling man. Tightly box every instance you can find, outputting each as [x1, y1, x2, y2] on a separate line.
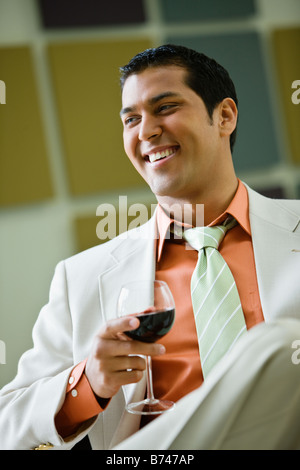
[120, 55, 238, 225]
[1, 45, 300, 450]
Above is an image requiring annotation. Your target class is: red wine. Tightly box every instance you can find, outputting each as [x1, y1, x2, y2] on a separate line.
[125, 308, 175, 343]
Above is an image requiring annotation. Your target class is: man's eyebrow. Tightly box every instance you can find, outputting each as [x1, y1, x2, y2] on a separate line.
[120, 91, 181, 117]
[148, 91, 181, 105]
[120, 105, 135, 117]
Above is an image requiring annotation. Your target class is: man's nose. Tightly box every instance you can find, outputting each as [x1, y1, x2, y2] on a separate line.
[138, 116, 162, 141]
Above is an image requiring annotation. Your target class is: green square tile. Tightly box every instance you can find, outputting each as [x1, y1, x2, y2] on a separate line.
[160, 0, 255, 22]
[166, 33, 280, 172]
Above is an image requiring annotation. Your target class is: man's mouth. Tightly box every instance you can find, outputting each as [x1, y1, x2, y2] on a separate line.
[144, 146, 179, 163]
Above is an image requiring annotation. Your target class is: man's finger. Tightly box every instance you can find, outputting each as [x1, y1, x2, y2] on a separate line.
[98, 316, 140, 339]
[94, 335, 165, 358]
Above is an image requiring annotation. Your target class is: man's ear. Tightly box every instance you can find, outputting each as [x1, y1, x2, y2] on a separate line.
[218, 98, 238, 138]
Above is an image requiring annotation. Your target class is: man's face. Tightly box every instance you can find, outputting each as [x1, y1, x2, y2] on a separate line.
[121, 65, 223, 202]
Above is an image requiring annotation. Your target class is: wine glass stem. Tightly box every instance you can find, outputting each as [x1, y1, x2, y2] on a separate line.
[145, 355, 156, 403]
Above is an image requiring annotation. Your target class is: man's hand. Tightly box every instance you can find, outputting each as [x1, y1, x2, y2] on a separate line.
[85, 316, 165, 400]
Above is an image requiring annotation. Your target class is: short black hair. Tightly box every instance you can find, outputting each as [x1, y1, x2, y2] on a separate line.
[120, 44, 238, 152]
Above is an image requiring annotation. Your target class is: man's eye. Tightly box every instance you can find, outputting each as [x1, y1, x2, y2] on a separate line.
[158, 104, 177, 113]
[124, 116, 138, 126]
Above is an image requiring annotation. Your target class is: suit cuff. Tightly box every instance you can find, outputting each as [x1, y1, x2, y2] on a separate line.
[55, 359, 110, 438]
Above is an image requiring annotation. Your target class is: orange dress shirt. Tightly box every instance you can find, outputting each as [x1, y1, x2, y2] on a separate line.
[55, 180, 264, 436]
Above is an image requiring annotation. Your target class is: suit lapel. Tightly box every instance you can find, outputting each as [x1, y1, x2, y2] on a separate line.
[247, 186, 300, 322]
[98, 215, 158, 447]
[98, 216, 157, 323]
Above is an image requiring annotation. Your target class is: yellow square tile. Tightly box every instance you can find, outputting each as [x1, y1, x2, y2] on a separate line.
[272, 28, 300, 163]
[0, 46, 53, 206]
[75, 201, 155, 252]
[48, 38, 153, 195]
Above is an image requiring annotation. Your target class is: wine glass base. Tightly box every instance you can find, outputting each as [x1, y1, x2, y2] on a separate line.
[126, 399, 175, 415]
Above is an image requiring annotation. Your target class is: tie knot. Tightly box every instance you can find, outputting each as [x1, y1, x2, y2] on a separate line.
[183, 218, 237, 251]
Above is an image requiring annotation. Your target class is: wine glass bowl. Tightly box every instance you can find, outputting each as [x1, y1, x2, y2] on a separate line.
[118, 280, 175, 415]
[124, 307, 175, 343]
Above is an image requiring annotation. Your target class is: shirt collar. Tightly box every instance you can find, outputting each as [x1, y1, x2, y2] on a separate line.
[156, 179, 251, 262]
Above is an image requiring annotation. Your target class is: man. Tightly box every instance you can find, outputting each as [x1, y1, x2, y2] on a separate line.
[1, 45, 300, 450]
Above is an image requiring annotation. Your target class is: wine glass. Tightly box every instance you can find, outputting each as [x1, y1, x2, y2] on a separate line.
[118, 279, 175, 415]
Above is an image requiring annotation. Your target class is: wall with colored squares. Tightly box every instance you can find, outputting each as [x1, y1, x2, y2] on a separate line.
[0, 0, 299, 386]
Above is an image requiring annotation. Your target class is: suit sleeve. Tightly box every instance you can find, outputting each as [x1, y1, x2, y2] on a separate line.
[0, 261, 97, 450]
[55, 359, 110, 438]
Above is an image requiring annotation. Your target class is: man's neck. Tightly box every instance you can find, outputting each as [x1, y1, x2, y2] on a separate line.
[157, 177, 239, 226]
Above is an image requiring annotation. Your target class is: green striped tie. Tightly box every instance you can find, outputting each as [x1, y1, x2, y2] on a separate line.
[183, 218, 247, 378]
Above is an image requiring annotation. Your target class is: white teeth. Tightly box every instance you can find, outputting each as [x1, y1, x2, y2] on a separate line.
[148, 148, 174, 163]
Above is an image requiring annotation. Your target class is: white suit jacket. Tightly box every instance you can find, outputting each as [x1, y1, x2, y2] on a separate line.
[1, 185, 300, 450]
